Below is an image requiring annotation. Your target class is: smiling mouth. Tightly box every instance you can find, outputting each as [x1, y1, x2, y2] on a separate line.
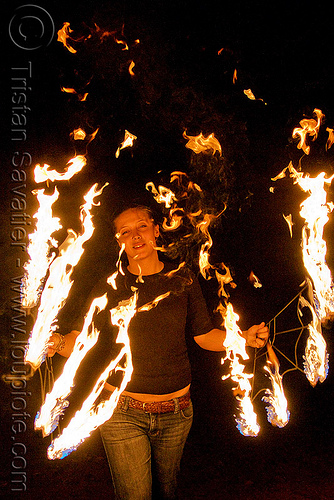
[133, 243, 145, 249]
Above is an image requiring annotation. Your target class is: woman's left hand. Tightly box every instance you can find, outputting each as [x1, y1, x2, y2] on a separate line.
[243, 322, 269, 348]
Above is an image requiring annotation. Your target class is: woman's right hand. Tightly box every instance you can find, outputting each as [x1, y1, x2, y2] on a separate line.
[47, 334, 60, 357]
[46, 330, 79, 358]
[47, 332, 65, 357]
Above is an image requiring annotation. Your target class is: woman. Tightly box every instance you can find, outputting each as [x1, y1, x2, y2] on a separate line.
[49, 205, 268, 499]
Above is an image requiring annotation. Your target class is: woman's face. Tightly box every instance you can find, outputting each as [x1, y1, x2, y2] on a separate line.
[115, 208, 159, 262]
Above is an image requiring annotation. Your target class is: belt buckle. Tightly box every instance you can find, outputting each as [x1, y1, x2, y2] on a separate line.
[142, 402, 149, 413]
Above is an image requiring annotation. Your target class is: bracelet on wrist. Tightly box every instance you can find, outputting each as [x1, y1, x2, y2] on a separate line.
[53, 332, 66, 352]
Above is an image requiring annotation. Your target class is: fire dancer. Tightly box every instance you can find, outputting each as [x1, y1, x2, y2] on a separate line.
[48, 205, 268, 499]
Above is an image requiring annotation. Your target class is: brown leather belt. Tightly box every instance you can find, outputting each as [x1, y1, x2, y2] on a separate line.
[117, 391, 191, 414]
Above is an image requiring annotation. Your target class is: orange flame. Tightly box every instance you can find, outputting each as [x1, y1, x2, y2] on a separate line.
[129, 60, 135, 76]
[244, 89, 256, 100]
[248, 271, 262, 288]
[183, 131, 222, 156]
[57, 22, 78, 54]
[34, 155, 87, 183]
[21, 188, 61, 308]
[292, 108, 324, 155]
[197, 213, 215, 280]
[115, 130, 137, 158]
[288, 164, 334, 320]
[162, 208, 184, 231]
[146, 182, 177, 209]
[222, 303, 260, 436]
[115, 38, 129, 51]
[70, 127, 99, 144]
[24, 183, 108, 371]
[146, 171, 261, 435]
[282, 213, 294, 238]
[71, 128, 86, 140]
[47, 293, 138, 459]
[273, 159, 333, 385]
[35, 293, 108, 436]
[61, 87, 77, 94]
[46, 262, 174, 458]
[61, 87, 89, 101]
[243, 89, 266, 104]
[299, 286, 329, 386]
[326, 127, 334, 150]
[262, 343, 290, 427]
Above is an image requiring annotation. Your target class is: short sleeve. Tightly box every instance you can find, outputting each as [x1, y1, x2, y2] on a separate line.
[186, 273, 214, 337]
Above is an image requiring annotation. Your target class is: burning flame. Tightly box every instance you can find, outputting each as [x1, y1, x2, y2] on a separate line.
[243, 89, 266, 104]
[299, 286, 329, 386]
[292, 108, 324, 155]
[70, 127, 99, 145]
[248, 271, 262, 289]
[115, 130, 137, 158]
[222, 303, 260, 436]
[61, 87, 89, 101]
[35, 293, 109, 436]
[71, 128, 87, 140]
[287, 164, 334, 320]
[47, 293, 138, 460]
[24, 183, 108, 371]
[146, 182, 177, 209]
[146, 167, 261, 436]
[183, 131, 222, 156]
[57, 22, 78, 53]
[326, 127, 334, 150]
[197, 214, 215, 280]
[161, 208, 184, 231]
[34, 155, 87, 184]
[115, 37, 129, 51]
[244, 89, 256, 100]
[262, 343, 290, 427]
[283, 213, 294, 237]
[21, 188, 61, 308]
[129, 60, 135, 76]
[273, 128, 334, 385]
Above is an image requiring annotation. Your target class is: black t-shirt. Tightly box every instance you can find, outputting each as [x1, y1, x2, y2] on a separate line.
[78, 262, 213, 394]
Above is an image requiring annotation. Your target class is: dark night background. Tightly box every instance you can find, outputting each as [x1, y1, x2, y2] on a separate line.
[1, 1, 334, 498]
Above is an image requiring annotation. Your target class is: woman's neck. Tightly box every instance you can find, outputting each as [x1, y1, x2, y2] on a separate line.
[127, 256, 164, 276]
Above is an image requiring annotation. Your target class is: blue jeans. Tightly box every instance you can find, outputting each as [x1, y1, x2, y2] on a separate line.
[100, 396, 193, 499]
